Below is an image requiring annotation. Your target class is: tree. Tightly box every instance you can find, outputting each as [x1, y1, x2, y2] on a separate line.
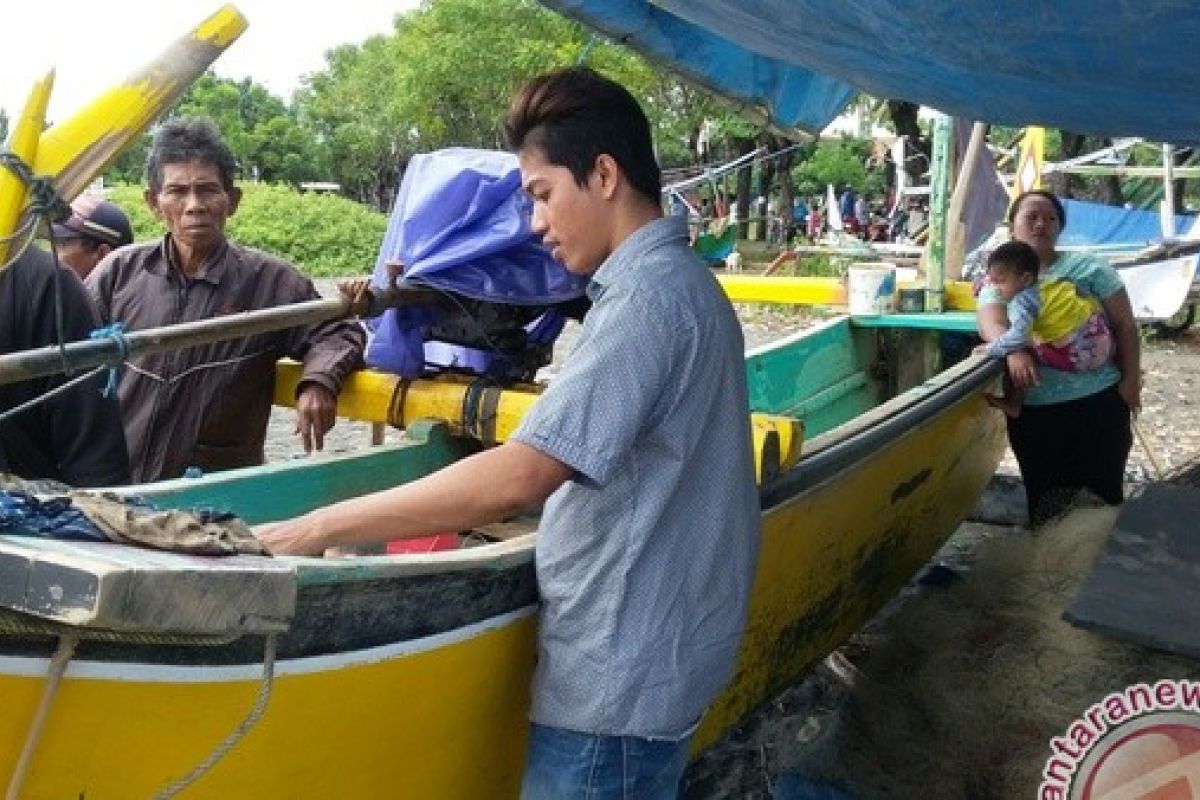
[297, 0, 726, 208]
[101, 74, 327, 188]
[792, 138, 881, 199]
[173, 74, 327, 185]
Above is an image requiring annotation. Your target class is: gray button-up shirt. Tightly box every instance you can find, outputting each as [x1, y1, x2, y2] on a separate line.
[513, 215, 760, 738]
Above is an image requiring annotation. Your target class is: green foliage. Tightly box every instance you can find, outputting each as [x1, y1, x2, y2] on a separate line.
[296, 0, 724, 204]
[105, 133, 151, 185]
[106, 185, 160, 238]
[102, 74, 329, 187]
[172, 74, 328, 185]
[791, 138, 885, 199]
[106, 183, 386, 277]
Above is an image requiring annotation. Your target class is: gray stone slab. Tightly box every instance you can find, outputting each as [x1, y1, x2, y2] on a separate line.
[1064, 483, 1200, 658]
[0, 536, 296, 635]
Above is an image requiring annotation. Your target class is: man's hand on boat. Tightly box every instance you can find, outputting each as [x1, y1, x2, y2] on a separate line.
[295, 383, 338, 453]
[337, 262, 445, 318]
[254, 441, 573, 556]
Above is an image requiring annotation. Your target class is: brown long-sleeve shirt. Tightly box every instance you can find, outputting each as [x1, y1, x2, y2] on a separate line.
[86, 236, 365, 483]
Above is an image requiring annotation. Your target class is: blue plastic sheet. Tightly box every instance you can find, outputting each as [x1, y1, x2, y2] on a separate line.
[366, 149, 586, 379]
[541, 0, 1200, 144]
[1059, 199, 1199, 248]
[373, 148, 585, 304]
[0, 491, 106, 541]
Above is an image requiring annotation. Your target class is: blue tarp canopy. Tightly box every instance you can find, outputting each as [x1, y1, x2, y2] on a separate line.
[542, 0, 1200, 144]
[1059, 199, 1199, 248]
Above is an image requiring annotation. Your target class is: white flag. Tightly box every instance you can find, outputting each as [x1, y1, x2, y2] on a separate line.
[826, 183, 843, 232]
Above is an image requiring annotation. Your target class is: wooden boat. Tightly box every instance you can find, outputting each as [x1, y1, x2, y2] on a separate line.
[0, 314, 1006, 798]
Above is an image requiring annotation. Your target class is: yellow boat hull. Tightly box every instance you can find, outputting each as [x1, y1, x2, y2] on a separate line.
[0, 352, 1004, 798]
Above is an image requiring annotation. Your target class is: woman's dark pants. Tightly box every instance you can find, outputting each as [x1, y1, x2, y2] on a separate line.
[1006, 385, 1132, 526]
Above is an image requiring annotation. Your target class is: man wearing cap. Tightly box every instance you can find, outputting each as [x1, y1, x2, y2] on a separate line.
[86, 119, 365, 483]
[51, 194, 134, 280]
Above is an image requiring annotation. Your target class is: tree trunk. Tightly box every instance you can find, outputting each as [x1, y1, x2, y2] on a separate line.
[1050, 132, 1086, 198]
[886, 100, 928, 184]
[778, 141, 796, 242]
[733, 135, 755, 239]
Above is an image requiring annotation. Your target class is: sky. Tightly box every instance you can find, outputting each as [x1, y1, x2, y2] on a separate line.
[2, 0, 420, 124]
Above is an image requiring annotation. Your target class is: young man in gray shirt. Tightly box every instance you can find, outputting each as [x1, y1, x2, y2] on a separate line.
[258, 67, 760, 798]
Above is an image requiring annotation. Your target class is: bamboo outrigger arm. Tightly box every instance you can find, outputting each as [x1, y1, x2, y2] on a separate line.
[0, 280, 439, 388]
[0, 299, 351, 387]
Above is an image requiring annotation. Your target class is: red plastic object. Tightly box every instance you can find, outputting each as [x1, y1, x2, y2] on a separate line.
[386, 534, 460, 554]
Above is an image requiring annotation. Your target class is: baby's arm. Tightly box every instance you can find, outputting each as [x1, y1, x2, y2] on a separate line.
[984, 287, 1039, 357]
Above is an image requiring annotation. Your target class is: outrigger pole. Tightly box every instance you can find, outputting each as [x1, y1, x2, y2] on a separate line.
[0, 279, 434, 388]
[0, 299, 350, 387]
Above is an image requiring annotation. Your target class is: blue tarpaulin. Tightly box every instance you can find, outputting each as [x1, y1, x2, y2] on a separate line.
[541, 0, 1200, 144]
[365, 149, 586, 379]
[1059, 199, 1199, 248]
[371, 148, 586, 305]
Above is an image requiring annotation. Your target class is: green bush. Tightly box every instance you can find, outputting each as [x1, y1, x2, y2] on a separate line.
[106, 183, 387, 277]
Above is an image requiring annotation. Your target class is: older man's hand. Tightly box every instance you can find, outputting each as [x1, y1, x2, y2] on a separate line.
[295, 383, 337, 453]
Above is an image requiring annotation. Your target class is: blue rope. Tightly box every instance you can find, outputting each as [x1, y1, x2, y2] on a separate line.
[88, 323, 130, 398]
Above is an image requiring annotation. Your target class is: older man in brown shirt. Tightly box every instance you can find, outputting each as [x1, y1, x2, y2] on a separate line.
[87, 119, 364, 483]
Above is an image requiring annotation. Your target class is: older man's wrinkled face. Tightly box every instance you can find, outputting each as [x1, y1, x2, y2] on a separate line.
[519, 146, 612, 275]
[146, 160, 240, 265]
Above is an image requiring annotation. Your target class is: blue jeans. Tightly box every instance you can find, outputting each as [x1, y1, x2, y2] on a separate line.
[520, 723, 691, 799]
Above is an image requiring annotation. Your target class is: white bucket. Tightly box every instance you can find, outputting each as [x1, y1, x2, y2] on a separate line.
[847, 262, 897, 315]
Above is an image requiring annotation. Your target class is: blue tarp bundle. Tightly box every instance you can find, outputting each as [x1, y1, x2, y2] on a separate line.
[541, 0, 1200, 144]
[1059, 199, 1199, 248]
[0, 491, 106, 541]
[365, 149, 587, 379]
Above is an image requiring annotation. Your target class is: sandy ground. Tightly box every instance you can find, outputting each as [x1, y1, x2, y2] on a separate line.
[266, 280, 1200, 798]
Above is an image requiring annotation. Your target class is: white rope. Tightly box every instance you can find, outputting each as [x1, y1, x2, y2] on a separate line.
[5, 633, 79, 800]
[153, 634, 278, 799]
[124, 349, 271, 386]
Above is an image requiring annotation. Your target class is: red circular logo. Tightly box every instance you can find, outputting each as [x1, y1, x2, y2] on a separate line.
[1077, 715, 1200, 799]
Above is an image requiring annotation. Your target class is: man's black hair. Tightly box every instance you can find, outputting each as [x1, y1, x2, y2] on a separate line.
[145, 118, 239, 192]
[504, 67, 661, 204]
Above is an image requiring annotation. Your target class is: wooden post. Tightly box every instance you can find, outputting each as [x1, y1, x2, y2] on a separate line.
[1162, 143, 1177, 238]
[923, 114, 953, 313]
[945, 121, 989, 280]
